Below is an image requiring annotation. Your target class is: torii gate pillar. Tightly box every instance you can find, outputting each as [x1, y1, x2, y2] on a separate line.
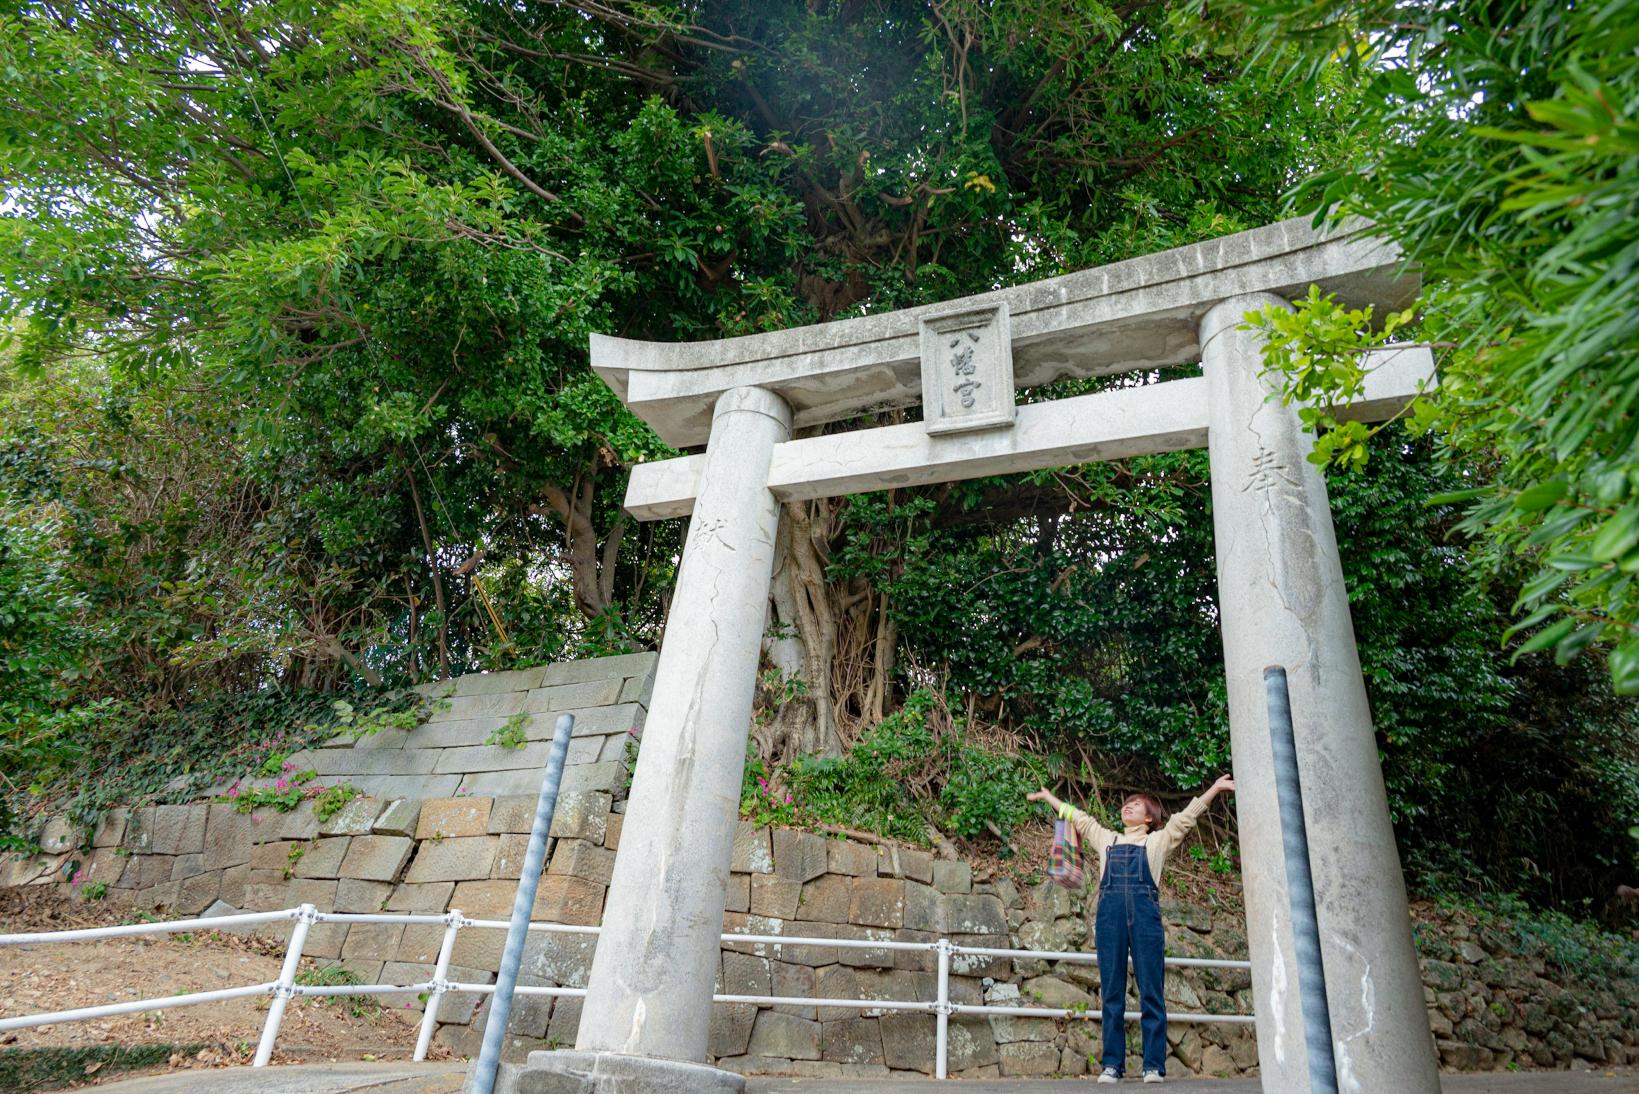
[1203, 294, 1439, 1093]
[502, 219, 1442, 1094]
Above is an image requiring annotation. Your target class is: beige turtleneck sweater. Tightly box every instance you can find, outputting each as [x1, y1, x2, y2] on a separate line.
[1058, 796, 1210, 889]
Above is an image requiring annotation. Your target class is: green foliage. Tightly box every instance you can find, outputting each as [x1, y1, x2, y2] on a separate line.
[0, 1043, 207, 1092]
[226, 767, 316, 814]
[1431, 893, 1639, 989]
[1221, 0, 1639, 692]
[484, 712, 531, 751]
[312, 784, 363, 823]
[294, 962, 380, 1019]
[745, 689, 1048, 845]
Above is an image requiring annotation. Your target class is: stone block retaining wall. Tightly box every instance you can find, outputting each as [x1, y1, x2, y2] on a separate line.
[4, 653, 1635, 1078]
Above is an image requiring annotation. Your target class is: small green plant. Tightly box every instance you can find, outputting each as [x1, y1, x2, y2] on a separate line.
[78, 880, 108, 901]
[484, 712, 531, 751]
[622, 727, 641, 790]
[312, 783, 362, 823]
[312, 698, 427, 741]
[221, 753, 318, 813]
[294, 963, 379, 1019]
[283, 844, 306, 879]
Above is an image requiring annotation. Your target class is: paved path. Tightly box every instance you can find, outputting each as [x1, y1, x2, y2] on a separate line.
[89, 1061, 1639, 1094]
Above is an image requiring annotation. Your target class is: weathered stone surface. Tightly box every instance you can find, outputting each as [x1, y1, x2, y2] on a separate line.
[731, 823, 773, 874]
[709, 1003, 758, 1059]
[340, 834, 414, 882]
[848, 877, 906, 928]
[604, 812, 623, 851]
[492, 832, 548, 880]
[416, 798, 493, 839]
[450, 878, 521, 918]
[771, 829, 828, 883]
[151, 804, 208, 856]
[999, 1040, 1060, 1076]
[798, 875, 852, 924]
[472, 977, 554, 1039]
[546, 994, 582, 1044]
[827, 841, 877, 877]
[318, 796, 384, 836]
[875, 846, 933, 884]
[880, 1012, 936, 1072]
[542, 651, 658, 686]
[396, 924, 445, 964]
[940, 892, 1008, 934]
[341, 922, 404, 961]
[820, 1018, 884, 1065]
[522, 678, 623, 713]
[430, 965, 496, 1025]
[386, 881, 453, 912]
[902, 880, 940, 932]
[834, 924, 898, 970]
[293, 837, 350, 879]
[370, 798, 420, 837]
[549, 839, 616, 885]
[771, 960, 816, 1019]
[170, 853, 207, 881]
[724, 873, 750, 914]
[893, 928, 936, 973]
[521, 931, 599, 990]
[202, 806, 254, 868]
[986, 985, 1057, 1044]
[532, 873, 605, 925]
[219, 863, 249, 907]
[334, 877, 394, 912]
[931, 860, 972, 894]
[746, 1011, 821, 1061]
[92, 809, 129, 848]
[948, 1015, 1000, 1072]
[176, 870, 221, 914]
[454, 666, 550, 696]
[721, 951, 772, 997]
[750, 874, 802, 919]
[1023, 974, 1094, 1010]
[405, 835, 498, 883]
[851, 968, 934, 1015]
[619, 669, 656, 709]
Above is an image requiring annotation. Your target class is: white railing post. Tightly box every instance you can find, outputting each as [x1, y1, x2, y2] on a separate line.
[934, 937, 953, 1080]
[414, 908, 463, 1061]
[254, 904, 315, 1067]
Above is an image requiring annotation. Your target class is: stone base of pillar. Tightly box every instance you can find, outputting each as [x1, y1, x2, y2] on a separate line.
[484, 1051, 747, 1094]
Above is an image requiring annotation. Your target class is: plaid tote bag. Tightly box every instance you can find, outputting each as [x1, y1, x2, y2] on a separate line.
[1047, 816, 1085, 890]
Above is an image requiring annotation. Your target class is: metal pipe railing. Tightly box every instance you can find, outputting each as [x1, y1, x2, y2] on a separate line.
[0, 897, 1259, 1075]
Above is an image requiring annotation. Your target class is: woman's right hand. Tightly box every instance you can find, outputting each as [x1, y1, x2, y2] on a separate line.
[1026, 787, 1052, 802]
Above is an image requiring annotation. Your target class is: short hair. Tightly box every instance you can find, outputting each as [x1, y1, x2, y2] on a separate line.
[1124, 792, 1167, 832]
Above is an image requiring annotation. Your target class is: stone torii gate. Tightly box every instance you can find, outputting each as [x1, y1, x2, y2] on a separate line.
[515, 219, 1442, 1094]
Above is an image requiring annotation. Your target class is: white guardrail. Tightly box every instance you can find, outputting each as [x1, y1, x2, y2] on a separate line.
[0, 906, 1254, 1078]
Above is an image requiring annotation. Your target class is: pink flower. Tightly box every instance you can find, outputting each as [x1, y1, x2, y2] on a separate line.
[275, 778, 290, 791]
[70, 869, 86, 887]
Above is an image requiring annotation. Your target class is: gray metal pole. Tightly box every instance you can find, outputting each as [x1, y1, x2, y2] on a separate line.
[467, 712, 574, 1094]
[1264, 666, 1339, 1094]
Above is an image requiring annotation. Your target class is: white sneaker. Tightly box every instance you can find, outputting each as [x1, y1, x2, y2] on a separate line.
[1143, 1070, 1164, 1084]
[1097, 1067, 1121, 1084]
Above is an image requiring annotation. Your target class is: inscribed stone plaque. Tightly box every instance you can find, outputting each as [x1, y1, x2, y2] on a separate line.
[918, 303, 1015, 435]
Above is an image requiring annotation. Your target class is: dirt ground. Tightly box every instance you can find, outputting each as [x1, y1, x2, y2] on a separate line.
[0, 887, 450, 1090]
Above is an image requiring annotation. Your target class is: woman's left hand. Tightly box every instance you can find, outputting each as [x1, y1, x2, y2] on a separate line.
[1211, 774, 1236, 795]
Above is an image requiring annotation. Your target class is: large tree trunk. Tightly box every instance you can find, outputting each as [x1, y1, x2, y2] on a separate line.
[753, 495, 904, 766]
[756, 502, 843, 764]
[536, 465, 627, 622]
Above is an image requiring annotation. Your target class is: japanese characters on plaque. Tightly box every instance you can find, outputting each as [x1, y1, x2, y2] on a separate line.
[917, 303, 1016, 435]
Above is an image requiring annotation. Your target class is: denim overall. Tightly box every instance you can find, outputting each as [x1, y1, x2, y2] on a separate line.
[1094, 842, 1168, 1076]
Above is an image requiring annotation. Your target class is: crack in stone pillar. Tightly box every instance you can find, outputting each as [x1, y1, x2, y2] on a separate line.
[508, 386, 790, 1094]
[1201, 294, 1439, 1094]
